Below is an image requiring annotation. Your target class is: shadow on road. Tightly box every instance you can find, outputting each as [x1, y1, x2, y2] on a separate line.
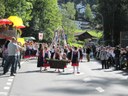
[0, 75, 10, 78]
[92, 68, 103, 71]
[42, 86, 98, 95]
[18, 70, 40, 74]
[58, 72, 73, 75]
[41, 76, 128, 96]
[17, 70, 72, 74]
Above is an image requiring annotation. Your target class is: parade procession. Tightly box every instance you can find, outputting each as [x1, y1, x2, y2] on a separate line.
[0, 0, 128, 96]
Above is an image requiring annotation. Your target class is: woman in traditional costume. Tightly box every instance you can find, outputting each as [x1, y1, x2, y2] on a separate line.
[71, 47, 80, 74]
[61, 53, 68, 72]
[43, 46, 50, 71]
[53, 48, 61, 72]
[37, 44, 44, 72]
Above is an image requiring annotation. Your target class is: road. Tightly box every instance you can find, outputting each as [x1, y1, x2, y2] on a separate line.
[0, 58, 128, 96]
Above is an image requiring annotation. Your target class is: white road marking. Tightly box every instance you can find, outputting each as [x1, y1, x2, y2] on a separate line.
[6, 82, 12, 85]
[9, 76, 14, 79]
[8, 79, 13, 82]
[20, 62, 24, 64]
[96, 87, 105, 93]
[0, 92, 8, 95]
[121, 76, 128, 80]
[4, 87, 10, 90]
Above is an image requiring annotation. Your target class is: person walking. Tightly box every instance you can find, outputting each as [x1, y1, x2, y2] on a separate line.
[71, 47, 80, 74]
[99, 47, 109, 69]
[61, 52, 68, 72]
[14, 42, 22, 73]
[50, 46, 55, 59]
[114, 46, 121, 70]
[43, 46, 50, 71]
[53, 48, 61, 72]
[86, 46, 91, 62]
[79, 47, 83, 62]
[1, 40, 10, 67]
[3, 37, 18, 76]
[37, 44, 44, 72]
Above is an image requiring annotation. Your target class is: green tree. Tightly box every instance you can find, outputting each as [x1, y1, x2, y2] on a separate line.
[5, 0, 33, 26]
[0, 0, 5, 18]
[61, 2, 77, 43]
[24, 0, 62, 42]
[85, 4, 93, 21]
[98, 0, 128, 46]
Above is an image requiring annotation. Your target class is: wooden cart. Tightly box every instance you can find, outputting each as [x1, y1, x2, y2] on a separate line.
[46, 59, 70, 69]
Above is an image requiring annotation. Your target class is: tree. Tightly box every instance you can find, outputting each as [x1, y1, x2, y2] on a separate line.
[98, 0, 128, 46]
[61, 2, 77, 43]
[0, 0, 5, 18]
[5, 0, 33, 26]
[23, 0, 62, 42]
[85, 4, 93, 21]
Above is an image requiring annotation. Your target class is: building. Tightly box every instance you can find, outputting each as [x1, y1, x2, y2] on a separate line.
[76, 1, 85, 14]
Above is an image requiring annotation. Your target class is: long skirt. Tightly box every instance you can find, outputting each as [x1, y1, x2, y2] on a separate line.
[37, 57, 43, 67]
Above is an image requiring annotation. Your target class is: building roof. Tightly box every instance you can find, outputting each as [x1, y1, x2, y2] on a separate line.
[74, 31, 93, 41]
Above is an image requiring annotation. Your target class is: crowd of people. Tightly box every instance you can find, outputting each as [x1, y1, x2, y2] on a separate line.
[1, 36, 128, 76]
[96, 46, 128, 70]
[37, 43, 84, 74]
[1, 37, 39, 76]
[2, 37, 22, 76]
[1, 37, 86, 76]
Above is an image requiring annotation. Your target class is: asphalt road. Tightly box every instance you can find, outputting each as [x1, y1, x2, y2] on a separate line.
[0, 58, 128, 96]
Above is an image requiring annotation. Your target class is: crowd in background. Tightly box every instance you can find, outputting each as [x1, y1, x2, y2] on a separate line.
[95, 45, 128, 70]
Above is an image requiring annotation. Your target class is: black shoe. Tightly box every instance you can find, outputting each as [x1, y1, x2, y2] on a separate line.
[77, 72, 80, 74]
[18, 65, 21, 69]
[3, 71, 7, 74]
[2, 72, 6, 75]
[10, 74, 15, 76]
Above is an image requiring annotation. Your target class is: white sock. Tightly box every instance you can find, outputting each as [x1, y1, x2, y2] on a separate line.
[73, 66, 75, 73]
[77, 66, 79, 72]
[40, 67, 42, 71]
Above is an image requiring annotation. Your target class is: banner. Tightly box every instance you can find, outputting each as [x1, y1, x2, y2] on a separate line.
[38, 33, 43, 40]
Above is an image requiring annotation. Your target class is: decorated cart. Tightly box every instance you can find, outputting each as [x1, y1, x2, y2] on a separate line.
[46, 59, 70, 69]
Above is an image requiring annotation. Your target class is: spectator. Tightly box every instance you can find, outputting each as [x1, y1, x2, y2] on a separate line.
[1, 40, 10, 67]
[126, 46, 128, 69]
[114, 46, 121, 70]
[3, 37, 18, 76]
[86, 46, 91, 62]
